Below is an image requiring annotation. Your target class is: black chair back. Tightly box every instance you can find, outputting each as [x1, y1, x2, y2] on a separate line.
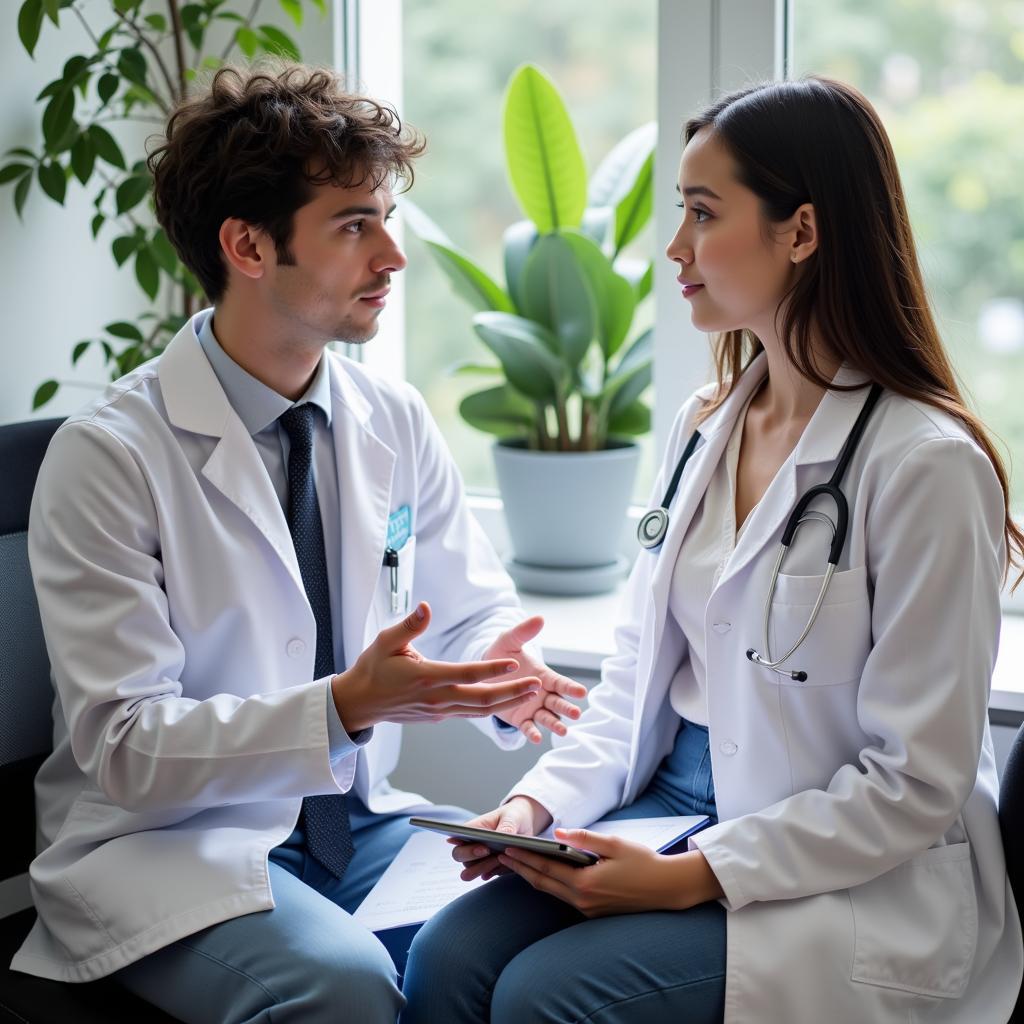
[0, 417, 179, 1023]
[0, 418, 63, 882]
[1000, 723, 1024, 1023]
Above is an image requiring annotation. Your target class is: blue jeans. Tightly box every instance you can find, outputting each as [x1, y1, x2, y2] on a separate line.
[114, 798, 468, 1024]
[401, 719, 726, 1024]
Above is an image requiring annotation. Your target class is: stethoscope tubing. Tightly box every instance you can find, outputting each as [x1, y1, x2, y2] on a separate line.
[638, 381, 885, 681]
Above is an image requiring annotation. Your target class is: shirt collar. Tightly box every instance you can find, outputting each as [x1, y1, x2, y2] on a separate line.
[196, 308, 332, 435]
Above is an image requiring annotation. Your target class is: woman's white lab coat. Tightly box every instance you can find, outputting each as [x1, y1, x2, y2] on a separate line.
[13, 315, 527, 982]
[512, 354, 1023, 1023]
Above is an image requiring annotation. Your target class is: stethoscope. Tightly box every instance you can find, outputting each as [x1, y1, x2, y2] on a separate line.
[637, 382, 884, 682]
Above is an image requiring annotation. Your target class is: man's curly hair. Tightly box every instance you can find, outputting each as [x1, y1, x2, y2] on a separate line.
[147, 63, 424, 301]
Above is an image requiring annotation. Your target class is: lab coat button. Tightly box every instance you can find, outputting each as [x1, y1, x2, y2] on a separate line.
[286, 638, 306, 658]
[720, 740, 738, 756]
[712, 621, 731, 634]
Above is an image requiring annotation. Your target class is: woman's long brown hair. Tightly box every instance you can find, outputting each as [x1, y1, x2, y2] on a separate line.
[685, 77, 1023, 587]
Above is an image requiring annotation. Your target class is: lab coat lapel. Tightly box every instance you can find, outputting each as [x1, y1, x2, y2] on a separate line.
[327, 356, 396, 663]
[636, 360, 771, 703]
[714, 365, 874, 592]
[158, 320, 306, 598]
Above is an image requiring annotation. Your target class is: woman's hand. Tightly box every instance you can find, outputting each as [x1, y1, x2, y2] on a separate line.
[449, 796, 554, 881]
[496, 828, 725, 917]
[484, 616, 588, 743]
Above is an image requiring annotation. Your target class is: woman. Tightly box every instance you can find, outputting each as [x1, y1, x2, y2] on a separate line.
[400, 77, 1024, 1024]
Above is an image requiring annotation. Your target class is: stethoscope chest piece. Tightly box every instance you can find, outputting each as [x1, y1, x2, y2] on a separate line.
[637, 508, 670, 549]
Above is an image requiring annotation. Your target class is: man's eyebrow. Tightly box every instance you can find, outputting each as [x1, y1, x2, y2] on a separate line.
[328, 204, 396, 220]
[675, 184, 722, 201]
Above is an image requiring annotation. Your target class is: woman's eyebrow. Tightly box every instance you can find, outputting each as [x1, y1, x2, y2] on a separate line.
[677, 185, 722, 201]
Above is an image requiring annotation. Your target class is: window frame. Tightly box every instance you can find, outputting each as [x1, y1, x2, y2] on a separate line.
[351, 0, 1023, 715]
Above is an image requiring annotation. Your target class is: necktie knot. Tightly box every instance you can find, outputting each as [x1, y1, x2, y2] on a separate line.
[279, 403, 317, 453]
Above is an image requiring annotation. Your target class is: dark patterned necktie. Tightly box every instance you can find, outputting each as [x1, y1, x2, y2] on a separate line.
[278, 403, 354, 879]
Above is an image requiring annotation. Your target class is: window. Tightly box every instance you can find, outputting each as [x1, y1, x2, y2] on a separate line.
[399, 0, 657, 493]
[792, 0, 1024, 510]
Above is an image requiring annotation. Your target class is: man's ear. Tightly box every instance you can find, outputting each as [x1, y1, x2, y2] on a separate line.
[788, 203, 818, 265]
[219, 217, 267, 282]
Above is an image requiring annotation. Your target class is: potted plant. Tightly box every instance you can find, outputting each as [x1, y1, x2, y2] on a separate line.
[404, 63, 654, 595]
[1, 0, 325, 410]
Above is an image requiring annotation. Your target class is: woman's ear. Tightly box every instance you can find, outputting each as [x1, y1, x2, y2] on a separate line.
[789, 203, 818, 265]
[218, 217, 267, 282]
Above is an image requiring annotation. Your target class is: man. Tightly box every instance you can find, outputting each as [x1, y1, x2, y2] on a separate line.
[11, 64, 585, 1023]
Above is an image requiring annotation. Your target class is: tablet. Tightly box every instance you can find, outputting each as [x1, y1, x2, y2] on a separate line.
[409, 817, 599, 867]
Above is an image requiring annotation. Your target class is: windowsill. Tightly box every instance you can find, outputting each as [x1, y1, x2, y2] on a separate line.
[468, 496, 1024, 717]
[517, 584, 1024, 718]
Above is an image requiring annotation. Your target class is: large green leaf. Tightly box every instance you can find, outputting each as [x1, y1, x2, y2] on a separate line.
[502, 219, 537, 312]
[70, 132, 95, 184]
[519, 233, 595, 371]
[116, 174, 150, 214]
[607, 398, 651, 436]
[472, 312, 565, 401]
[18, 0, 44, 58]
[602, 328, 653, 417]
[14, 173, 32, 218]
[613, 327, 652, 376]
[613, 150, 654, 255]
[88, 124, 125, 169]
[615, 257, 653, 303]
[259, 25, 301, 61]
[0, 163, 31, 184]
[503, 64, 586, 233]
[588, 121, 657, 208]
[402, 200, 513, 313]
[561, 231, 635, 360]
[41, 89, 74, 149]
[135, 246, 159, 299]
[33, 379, 59, 409]
[459, 384, 536, 438]
[37, 160, 66, 204]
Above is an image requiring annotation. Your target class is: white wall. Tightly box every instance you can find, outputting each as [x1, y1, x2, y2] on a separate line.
[0, 0, 335, 426]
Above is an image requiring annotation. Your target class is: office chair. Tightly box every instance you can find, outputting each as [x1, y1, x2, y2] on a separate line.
[1000, 722, 1024, 1023]
[0, 417, 179, 1023]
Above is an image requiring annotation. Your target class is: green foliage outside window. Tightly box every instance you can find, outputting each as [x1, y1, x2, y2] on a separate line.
[793, 0, 1024, 504]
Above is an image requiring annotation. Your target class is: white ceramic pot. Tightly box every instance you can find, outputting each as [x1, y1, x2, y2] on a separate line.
[492, 440, 640, 595]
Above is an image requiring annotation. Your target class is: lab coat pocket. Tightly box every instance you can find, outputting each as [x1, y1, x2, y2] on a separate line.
[377, 535, 416, 625]
[766, 565, 871, 686]
[849, 842, 977, 999]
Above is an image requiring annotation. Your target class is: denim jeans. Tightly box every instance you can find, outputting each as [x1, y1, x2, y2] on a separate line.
[401, 718, 726, 1024]
[113, 798, 468, 1024]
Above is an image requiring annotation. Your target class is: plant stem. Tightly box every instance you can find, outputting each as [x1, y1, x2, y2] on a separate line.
[71, 3, 102, 50]
[112, 10, 177, 109]
[167, 0, 188, 100]
[534, 407, 552, 451]
[220, 0, 265, 62]
[580, 402, 595, 452]
[555, 394, 571, 451]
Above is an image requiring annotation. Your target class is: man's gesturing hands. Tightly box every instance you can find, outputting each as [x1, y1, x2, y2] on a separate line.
[331, 602, 542, 733]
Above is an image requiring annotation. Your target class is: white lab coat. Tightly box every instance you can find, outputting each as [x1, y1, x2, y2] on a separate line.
[13, 314, 527, 982]
[513, 354, 1023, 1023]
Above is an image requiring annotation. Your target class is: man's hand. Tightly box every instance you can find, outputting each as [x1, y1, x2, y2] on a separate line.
[483, 616, 587, 743]
[331, 602, 541, 732]
[449, 795, 554, 881]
